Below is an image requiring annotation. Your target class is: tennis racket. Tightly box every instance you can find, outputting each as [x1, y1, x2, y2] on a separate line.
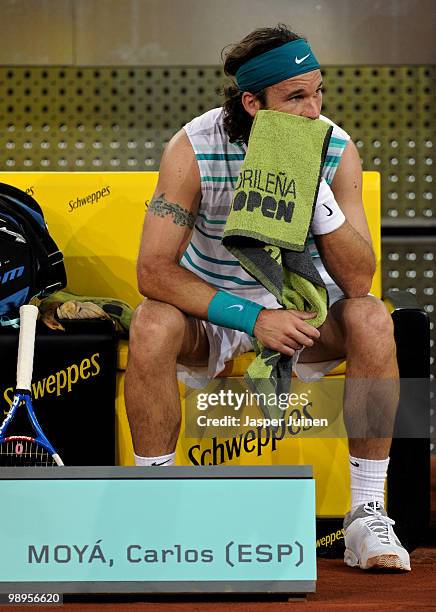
[0, 304, 64, 466]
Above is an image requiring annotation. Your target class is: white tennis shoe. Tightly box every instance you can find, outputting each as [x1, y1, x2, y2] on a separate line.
[343, 501, 411, 571]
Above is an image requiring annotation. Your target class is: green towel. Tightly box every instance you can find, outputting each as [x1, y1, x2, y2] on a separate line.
[40, 290, 133, 334]
[224, 110, 332, 252]
[222, 110, 333, 421]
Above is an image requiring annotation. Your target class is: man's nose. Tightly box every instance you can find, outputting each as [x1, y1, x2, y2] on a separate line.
[301, 97, 320, 119]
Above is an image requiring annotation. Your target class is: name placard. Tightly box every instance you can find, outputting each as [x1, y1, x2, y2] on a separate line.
[0, 467, 316, 594]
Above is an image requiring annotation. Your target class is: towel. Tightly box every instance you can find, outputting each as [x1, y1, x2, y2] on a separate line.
[222, 110, 333, 421]
[39, 290, 133, 334]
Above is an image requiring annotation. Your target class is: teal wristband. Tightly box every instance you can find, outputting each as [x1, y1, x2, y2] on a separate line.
[207, 291, 264, 336]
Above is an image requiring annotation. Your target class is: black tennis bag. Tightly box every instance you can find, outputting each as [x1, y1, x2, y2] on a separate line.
[0, 183, 67, 325]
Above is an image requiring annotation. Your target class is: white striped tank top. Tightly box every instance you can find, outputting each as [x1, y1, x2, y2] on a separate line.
[182, 107, 350, 303]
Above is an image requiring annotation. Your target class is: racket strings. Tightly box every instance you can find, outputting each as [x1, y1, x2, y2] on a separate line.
[0, 438, 56, 466]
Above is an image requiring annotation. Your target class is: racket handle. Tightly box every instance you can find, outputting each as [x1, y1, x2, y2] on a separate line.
[16, 304, 39, 391]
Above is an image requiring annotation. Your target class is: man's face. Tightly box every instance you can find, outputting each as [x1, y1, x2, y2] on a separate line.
[260, 69, 323, 119]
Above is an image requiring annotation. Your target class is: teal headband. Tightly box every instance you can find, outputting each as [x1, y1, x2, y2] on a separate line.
[235, 39, 320, 93]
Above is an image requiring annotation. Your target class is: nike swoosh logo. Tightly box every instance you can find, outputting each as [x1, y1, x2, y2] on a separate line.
[295, 53, 310, 65]
[322, 203, 333, 217]
[226, 305, 244, 311]
[350, 460, 360, 467]
[151, 459, 171, 466]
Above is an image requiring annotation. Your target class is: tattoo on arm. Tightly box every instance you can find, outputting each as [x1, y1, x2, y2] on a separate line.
[148, 193, 196, 229]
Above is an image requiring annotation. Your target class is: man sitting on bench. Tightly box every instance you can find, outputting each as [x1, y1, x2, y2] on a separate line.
[125, 24, 410, 572]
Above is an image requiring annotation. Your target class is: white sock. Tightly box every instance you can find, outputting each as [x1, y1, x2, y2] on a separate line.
[134, 452, 175, 466]
[349, 455, 389, 511]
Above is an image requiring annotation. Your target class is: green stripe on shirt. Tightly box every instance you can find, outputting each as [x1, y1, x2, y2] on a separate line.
[196, 153, 245, 160]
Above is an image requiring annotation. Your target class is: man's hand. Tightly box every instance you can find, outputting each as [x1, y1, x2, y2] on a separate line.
[253, 309, 321, 356]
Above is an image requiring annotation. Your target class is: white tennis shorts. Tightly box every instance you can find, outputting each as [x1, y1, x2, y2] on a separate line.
[177, 258, 346, 388]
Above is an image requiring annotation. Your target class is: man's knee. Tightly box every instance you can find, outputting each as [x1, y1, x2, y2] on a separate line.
[339, 296, 395, 347]
[129, 299, 187, 359]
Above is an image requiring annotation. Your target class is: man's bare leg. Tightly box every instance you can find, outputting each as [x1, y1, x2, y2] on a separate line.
[336, 298, 399, 458]
[298, 295, 399, 457]
[125, 299, 209, 457]
[301, 295, 410, 570]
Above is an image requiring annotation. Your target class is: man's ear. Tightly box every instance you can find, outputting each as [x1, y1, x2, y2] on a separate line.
[241, 92, 261, 118]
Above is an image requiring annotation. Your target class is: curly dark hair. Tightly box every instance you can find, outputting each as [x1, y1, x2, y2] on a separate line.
[221, 24, 305, 144]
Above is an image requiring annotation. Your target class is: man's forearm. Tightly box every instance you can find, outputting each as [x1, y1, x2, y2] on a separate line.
[315, 221, 376, 297]
[138, 260, 217, 319]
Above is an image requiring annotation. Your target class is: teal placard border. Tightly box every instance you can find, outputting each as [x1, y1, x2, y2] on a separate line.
[0, 580, 314, 594]
[0, 465, 312, 479]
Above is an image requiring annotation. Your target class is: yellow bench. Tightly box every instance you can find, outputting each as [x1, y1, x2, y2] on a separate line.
[1, 171, 381, 520]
